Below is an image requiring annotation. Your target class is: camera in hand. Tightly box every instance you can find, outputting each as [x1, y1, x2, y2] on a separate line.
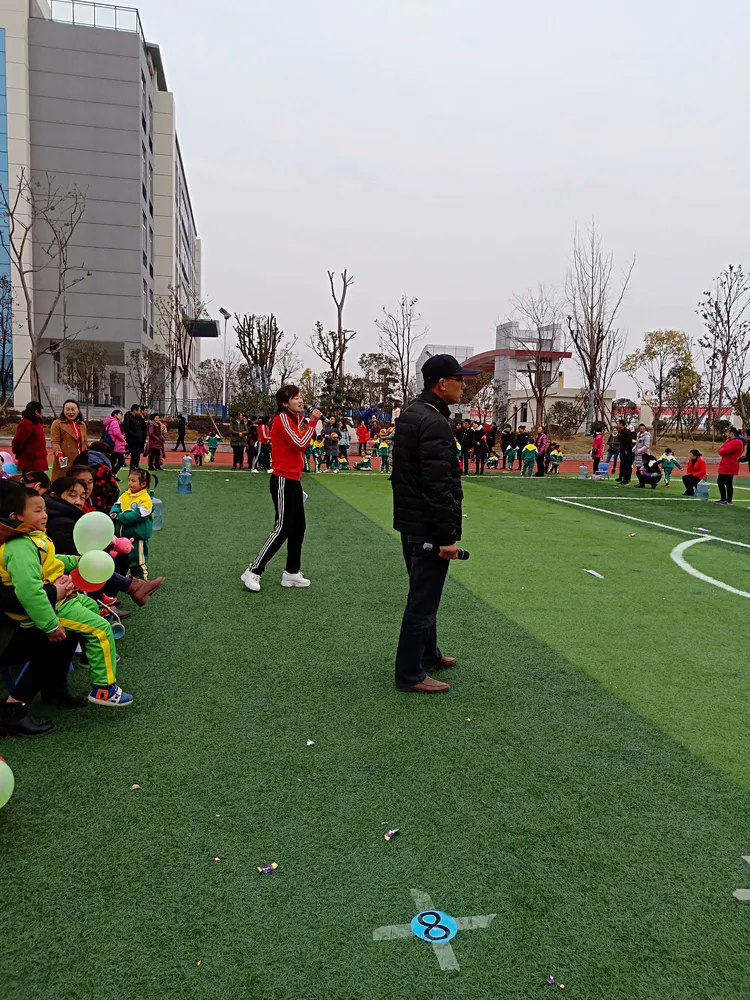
[422, 543, 470, 561]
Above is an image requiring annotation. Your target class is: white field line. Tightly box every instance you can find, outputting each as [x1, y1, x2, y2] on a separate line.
[553, 496, 750, 502]
[670, 537, 750, 599]
[550, 497, 750, 549]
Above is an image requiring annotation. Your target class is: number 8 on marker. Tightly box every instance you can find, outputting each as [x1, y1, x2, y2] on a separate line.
[410, 910, 458, 943]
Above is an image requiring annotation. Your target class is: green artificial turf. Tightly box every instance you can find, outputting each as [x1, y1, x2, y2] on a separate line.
[2, 471, 750, 1000]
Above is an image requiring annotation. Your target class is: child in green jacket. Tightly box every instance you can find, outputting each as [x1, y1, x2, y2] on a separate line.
[206, 431, 222, 463]
[355, 455, 371, 470]
[111, 469, 154, 579]
[658, 449, 682, 486]
[504, 444, 518, 471]
[521, 442, 538, 477]
[0, 485, 132, 707]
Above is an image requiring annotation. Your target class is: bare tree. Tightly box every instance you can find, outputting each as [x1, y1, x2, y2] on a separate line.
[275, 337, 302, 387]
[234, 314, 285, 394]
[566, 220, 635, 432]
[127, 348, 167, 409]
[309, 320, 355, 381]
[61, 342, 109, 419]
[375, 294, 426, 405]
[195, 356, 240, 406]
[461, 372, 500, 424]
[697, 264, 750, 431]
[0, 169, 90, 402]
[153, 283, 207, 414]
[0, 274, 13, 403]
[510, 284, 564, 427]
[327, 269, 355, 377]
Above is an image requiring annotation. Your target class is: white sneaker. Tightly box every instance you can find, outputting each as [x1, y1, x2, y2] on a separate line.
[281, 571, 311, 588]
[252, 469, 259, 474]
[241, 568, 261, 592]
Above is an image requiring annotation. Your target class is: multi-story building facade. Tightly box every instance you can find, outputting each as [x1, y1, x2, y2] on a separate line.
[0, 0, 208, 412]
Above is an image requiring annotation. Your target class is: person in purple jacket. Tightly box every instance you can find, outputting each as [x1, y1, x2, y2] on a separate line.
[533, 425, 548, 477]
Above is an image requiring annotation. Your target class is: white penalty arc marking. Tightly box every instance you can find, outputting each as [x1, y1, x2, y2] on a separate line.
[551, 497, 750, 598]
[670, 537, 750, 599]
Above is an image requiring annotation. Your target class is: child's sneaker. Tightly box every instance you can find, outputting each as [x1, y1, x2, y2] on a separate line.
[241, 568, 261, 592]
[281, 571, 311, 588]
[88, 684, 134, 707]
[100, 594, 118, 607]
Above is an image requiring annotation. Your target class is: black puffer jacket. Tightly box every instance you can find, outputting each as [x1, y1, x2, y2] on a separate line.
[43, 492, 83, 555]
[391, 390, 463, 546]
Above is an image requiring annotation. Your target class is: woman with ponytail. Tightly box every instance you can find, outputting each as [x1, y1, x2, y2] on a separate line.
[241, 386, 322, 592]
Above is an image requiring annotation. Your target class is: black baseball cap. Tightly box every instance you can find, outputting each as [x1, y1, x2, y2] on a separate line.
[421, 353, 481, 382]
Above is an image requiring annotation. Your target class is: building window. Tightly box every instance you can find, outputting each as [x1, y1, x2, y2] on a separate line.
[142, 212, 147, 270]
[148, 227, 153, 266]
[143, 279, 148, 319]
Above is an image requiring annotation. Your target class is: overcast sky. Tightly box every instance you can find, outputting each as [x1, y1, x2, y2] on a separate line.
[139, 0, 749, 394]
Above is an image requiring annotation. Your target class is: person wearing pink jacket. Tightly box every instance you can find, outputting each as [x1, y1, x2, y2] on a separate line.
[102, 410, 127, 476]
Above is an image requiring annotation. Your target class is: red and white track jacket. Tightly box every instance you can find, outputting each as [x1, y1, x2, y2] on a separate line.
[270, 412, 314, 481]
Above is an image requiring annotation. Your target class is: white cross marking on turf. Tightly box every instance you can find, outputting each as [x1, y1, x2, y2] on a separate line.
[733, 857, 750, 900]
[372, 889, 496, 971]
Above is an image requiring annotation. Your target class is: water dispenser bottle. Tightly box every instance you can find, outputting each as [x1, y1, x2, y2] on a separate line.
[177, 469, 192, 495]
[149, 489, 163, 530]
[181, 454, 192, 471]
[695, 480, 710, 501]
[578, 464, 589, 480]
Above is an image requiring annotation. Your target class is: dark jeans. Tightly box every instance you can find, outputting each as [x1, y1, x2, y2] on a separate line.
[718, 473, 734, 502]
[111, 452, 125, 476]
[395, 537, 449, 687]
[475, 456, 485, 475]
[462, 451, 470, 476]
[534, 455, 545, 476]
[173, 436, 186, 451]
[606, 449, 619, 474]
[232, 445, 245, 469]
[128, 446, 142, 470]
[2, 627, 78, 703]
[251, 476, 306, 575]
[636, 470, 661, 488]
[358, 442, 367, 456]
[148, 448, 162, 470]
[619, 451, 633, 483]
[682, 474, 700, 496]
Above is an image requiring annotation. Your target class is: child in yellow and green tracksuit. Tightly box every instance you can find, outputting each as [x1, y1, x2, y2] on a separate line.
[311, 436, 325, 472]
[379, 426, 394, 473]
[658, 449, 682, 486]
[355, 455, 371, 470]
[0, 485, 132, 707]
[521, 442, 538, 477]
[504, 443, 518, 471]
[338, 453, 350, 470]
[207, 431, 222, 463]
[486, 454, 499, 469]
[550, 446, 564, 473]
[111, 469, 154, 580]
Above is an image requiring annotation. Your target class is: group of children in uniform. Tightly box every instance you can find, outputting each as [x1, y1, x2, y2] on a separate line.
[0, 445, 163, 737]
[306, 422, 396, 473]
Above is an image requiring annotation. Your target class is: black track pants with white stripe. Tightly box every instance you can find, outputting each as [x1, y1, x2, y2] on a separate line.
[251, 475, 306, 575]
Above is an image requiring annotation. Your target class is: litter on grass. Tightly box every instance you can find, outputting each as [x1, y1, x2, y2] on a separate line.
[384, 829, 399, 841]
[465, 718, 472, 722]
[196, 961, 202, 967]
[697, 527, 710, 532]
[212, 857, 221, 862]
[628, 533, 636, 537]
[305, 739, 315, 746]
[258, 862, 278, 874]
[130, 784, 142, 790]
[585, 569, 604, 579]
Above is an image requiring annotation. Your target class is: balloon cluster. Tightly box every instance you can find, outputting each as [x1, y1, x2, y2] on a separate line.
[0, 450, 17, 476]
[70, 512, 116, 593]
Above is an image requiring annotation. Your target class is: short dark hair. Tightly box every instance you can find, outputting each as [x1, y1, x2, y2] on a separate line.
[89, 439, 113, 457]
[21, 470, 50, 489]
[130, 403, 140, 412]
[690, 449, 702, 457]
[49, 476, 86, 497]
[69, 464, 93, 481]
[0, 484, 37, 519]
[111, 409, 122, 418]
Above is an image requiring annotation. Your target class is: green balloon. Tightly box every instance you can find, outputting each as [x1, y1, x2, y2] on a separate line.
[0, 757, 14, 809]
[78, 550, 115, 586]
[73, 511, 115, 555]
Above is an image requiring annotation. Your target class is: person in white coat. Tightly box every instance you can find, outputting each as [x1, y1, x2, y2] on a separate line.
[634, 424, 651, 470]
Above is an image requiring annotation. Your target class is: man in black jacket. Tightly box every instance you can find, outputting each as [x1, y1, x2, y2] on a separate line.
[173, 414, 187, 451]
[616, 419, 634, 484]
[391, 354, 479, 694]
[123, 403, 147, 470]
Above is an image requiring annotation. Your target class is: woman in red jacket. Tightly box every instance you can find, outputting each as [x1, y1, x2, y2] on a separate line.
[356, 419, 370, 456]
[716, 427, 744, 505]
[682, 450, 707, 496]
[12, 401, 48, 473]
[241, 386, 322, 592]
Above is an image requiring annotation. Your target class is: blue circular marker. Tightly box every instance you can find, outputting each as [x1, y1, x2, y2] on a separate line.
[410, 910, 458, 943]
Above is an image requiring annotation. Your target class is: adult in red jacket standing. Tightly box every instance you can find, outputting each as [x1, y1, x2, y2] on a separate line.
[241, 385, 322, 592]
[356, 419, 370, 456]
[12, 401, 48, 473]
[716, 427, 744, 505]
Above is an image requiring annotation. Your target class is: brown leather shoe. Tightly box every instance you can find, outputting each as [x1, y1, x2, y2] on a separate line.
[127, 576, 165, 607]
[431, 656, 457, 671]
[397, 674, 450, 694]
